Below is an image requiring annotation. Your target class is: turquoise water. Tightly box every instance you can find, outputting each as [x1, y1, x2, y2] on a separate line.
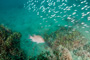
[0, 0, 90, 60]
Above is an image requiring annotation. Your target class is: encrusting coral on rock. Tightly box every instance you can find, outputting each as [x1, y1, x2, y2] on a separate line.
[0, 25, 26, 60]
[2, 24, 88, 60]
[29, 26, 89, 60]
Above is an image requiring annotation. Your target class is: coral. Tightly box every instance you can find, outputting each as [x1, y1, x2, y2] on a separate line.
[0, 25, 26, 60]
[27, 26, 89, 60]
[57, 45, 72, 60]
[29, 51, 50, 60]
[29, 51, 57, 60]
[29, 45, 73, 60]
[43, 26, 88, 60]
[44, 26, 86, 50]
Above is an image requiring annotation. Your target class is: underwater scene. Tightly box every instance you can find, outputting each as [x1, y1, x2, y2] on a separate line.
[0, 0, 90, 60]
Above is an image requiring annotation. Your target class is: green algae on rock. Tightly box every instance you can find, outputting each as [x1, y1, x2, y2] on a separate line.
[44, 26, 87, 50]
[29, 51, 57, 60]
[27, 26, 88, 60]
[43, 26, 88, 60]
[0, 25, 26, 60]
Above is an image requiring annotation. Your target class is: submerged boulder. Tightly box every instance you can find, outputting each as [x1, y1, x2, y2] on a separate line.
[0, 25, 26, 60]
[43, 26, 88, 60]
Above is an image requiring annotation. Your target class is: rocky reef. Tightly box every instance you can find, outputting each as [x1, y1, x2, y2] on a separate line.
[29, 51, 52, 60]
[2, 24, 88, 60]
[44, 26, 87, 50]
[0, 25, 26, 60]
[29, 26, 89, 60]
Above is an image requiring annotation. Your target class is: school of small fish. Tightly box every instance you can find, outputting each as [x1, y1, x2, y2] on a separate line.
[24, 0, 90, 39]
